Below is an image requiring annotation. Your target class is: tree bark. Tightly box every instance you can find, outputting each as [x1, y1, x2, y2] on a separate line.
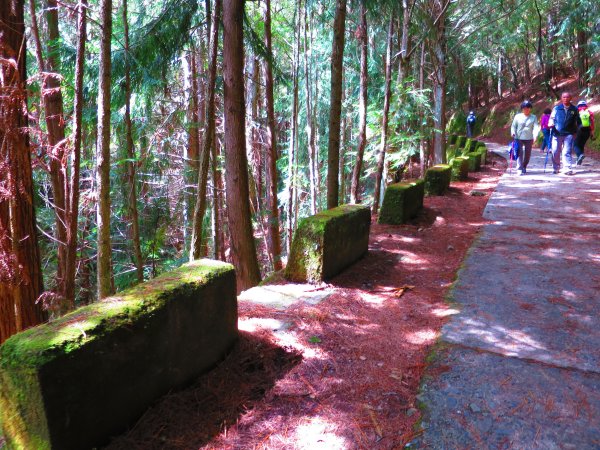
[286, 1, 300, 255]
[28, 0, 69, 303]
[326, 0, 347, 210]
[190, 0, 221, 260]
[431, 0, 447, 164]
[64, 0, 88, 306]
[350, 0, 368, 204]
[303, 1, 317, 215]
[222, 0, 261, 291]
[373, 18, 394, 215]
[262, 0, 282, 271]
[96, 0, 114, 299]
[122, 0, 144, 283]
[0, 0, 46, 342]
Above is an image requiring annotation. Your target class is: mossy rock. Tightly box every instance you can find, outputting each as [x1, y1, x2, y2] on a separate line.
[465, 152, 482, 172]
[425, 164, 452, 196]
[378, 179, 425, 225]
[447, 134, 458, 145]
[456, 136, 467, 149]
[285, 204, 371, 283]
[451, 157, 469, 181]
[463, 139, 480, 154]
[0, 259, 237, 450]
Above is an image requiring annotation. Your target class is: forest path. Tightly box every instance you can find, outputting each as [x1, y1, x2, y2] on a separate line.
[413, 142, 600, 449]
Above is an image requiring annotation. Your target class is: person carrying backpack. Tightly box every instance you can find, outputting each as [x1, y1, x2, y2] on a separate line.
[511, 101, 539, 175]
[466, 111, 476, 137]
[573, 100, 595, 165]
[548, 92, 581, 175]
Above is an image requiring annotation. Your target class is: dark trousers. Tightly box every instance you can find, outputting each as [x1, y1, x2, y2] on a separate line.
[517, 139, 533, 171]
[541, 129, 551, 152]
[466, 124, 474, 137]
[573, 127, 591, 158]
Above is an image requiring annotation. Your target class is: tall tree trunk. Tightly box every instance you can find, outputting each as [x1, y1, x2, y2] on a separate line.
[123, 0, 144, 283]
[0, 0, 46, 342]
[184, 49, 200, 245]
[211, 127, 221, 259]
[303, 1, 317, 215]
[63, 0, 88, 306]
[350, 0, 368, 204]
[373, 17, 394, 215]
[397, 0, 412, 83]
[222, 0, 261, 291]
[326, 0, 347, 210]
[28, 0, 68, 301]
[262, 0, 282, 271]
[286, 1, 300, 255]
[190, 0, 221, 260]
[431, 1, 448, 164]
[96, 0, 114, 299]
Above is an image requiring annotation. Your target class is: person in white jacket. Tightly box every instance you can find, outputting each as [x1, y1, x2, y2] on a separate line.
[511, 101, 540, 175]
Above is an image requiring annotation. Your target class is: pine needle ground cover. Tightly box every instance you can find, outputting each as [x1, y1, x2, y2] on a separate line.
[104, 152, 507, 450]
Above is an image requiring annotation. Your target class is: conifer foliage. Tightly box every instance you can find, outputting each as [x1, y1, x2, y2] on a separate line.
[0, 0, 598, 340]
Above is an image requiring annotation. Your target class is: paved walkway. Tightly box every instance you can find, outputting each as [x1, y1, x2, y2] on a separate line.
[413, 144, 600, 449]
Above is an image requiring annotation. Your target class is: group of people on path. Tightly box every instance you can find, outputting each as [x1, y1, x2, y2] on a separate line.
[510, 92, 595, 175]
[467, 92, 595, 176]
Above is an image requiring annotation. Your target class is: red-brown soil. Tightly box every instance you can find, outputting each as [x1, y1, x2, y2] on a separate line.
[106, 153, 507, 450]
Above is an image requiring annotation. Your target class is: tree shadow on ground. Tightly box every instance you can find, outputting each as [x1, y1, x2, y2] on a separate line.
[104, 332, 302, 450]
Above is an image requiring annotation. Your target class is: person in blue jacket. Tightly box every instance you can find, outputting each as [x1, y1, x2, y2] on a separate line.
[548, 92, 581, 175]
[466, 111, 476, 137]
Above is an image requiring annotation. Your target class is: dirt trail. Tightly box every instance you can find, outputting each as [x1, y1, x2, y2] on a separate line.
[106, 154, 506, 449]
[413, 143, 600, 449]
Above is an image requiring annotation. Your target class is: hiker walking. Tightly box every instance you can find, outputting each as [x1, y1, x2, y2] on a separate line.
[510, 101, 539, 175]
[548, 92, 581, 175]
[573, 100, 595, 165]
[466, 111, 476, 137]
[540, 108, 552, 153]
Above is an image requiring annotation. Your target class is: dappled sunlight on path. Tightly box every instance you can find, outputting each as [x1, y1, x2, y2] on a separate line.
[414, 142, 600, 449]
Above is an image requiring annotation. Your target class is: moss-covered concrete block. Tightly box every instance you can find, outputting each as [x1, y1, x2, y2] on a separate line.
[451, 156, 469, 181]
[285, 204, 371, 283]
[425, 164, 452, 196]
[378, 179, 425, 225]
[465, 152, 482, 172]
[446, 145, 460, 163]
[0, 259, 237, 450]
[447, 134, 458, 145]
[456, 136, 467, 149]
[476, 144, 487, 165]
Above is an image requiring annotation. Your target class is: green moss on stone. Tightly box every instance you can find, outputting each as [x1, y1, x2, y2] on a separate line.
[447, 134, 458, 145]
[425, 165, 452, 196]
[0, 259, 237, 450]
[465, 152, 482, 171]
[285, 204, 371, 283]
[451, 157, 469, 181]
[476, 146, 487, 165]
[456, 136, 467, 149]
[378, 179, 425, 225]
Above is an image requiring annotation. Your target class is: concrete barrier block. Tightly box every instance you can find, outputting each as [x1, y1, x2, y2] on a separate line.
[378, 179, 425, 225]
[425, 164, 452, 196]
[285, 205, 371, 283]
[0, 260, 237, 450]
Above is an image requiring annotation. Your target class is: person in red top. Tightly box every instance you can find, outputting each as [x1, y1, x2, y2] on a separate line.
[573, 100, 595, 165]
[540, 108, 551, 153]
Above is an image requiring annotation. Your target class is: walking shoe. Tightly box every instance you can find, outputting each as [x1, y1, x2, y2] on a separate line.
[552, 170, 559, 174]
[576, 154, 585, 165]
[519, 170, 526, 176]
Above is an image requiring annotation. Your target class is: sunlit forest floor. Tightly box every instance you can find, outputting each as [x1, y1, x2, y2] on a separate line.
[105, 153, 506, 449]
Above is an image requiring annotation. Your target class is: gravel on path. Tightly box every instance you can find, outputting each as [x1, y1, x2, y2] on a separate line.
[413, 143, 600, 450]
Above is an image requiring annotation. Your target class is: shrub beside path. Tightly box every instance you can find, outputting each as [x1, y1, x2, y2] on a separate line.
[413, 142, 600, 449]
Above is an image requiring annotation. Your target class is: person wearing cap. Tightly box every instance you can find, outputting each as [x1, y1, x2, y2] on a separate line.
[466, 111, 476, 137]
[510, 101, 539, 175]
[548, 92, 581, 175]
[573, 100, 595, 165]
